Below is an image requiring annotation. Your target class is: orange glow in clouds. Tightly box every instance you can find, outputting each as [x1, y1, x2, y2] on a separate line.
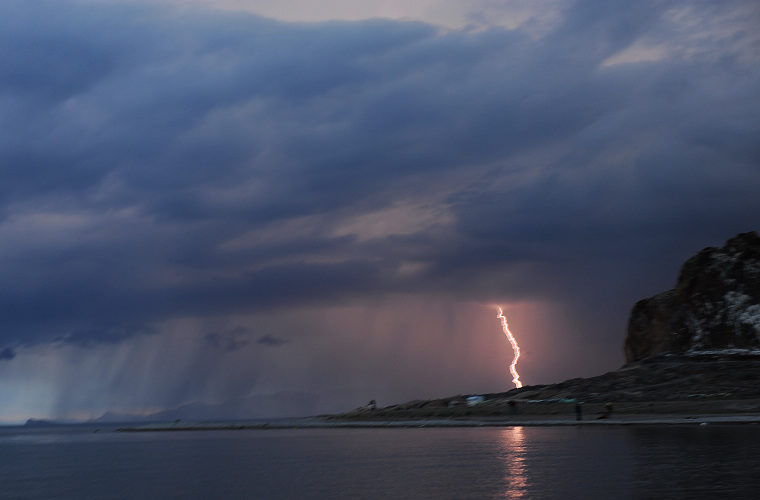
[497, 307, 523, 388]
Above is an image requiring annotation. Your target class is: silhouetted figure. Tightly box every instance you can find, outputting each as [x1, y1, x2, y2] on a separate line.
[508, 400, 519, 414]
[575, 402, 582, 421]
[597, 402, 614, 419]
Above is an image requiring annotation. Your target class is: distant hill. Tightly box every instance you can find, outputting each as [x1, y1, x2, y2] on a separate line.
[24, 418, 73, 427]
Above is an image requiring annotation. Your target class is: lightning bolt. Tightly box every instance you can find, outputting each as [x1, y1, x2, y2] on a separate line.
[497, 307, 523, 388]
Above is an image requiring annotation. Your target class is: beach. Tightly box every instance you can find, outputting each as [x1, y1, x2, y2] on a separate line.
[117, 397, 760, 431]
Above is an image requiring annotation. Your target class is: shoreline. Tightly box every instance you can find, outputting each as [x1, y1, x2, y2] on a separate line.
[117, 413, 760, 432]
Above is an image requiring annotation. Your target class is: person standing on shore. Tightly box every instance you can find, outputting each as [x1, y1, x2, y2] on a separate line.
[575, 402, 582, 421]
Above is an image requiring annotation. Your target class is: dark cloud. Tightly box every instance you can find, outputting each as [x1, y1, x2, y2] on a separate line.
[257, 334, 289, 347]
[0, 347, 15, 361]
[0, 0, 758, 420]
[54, 325, 158, 348]
[205, 328, 252, 352]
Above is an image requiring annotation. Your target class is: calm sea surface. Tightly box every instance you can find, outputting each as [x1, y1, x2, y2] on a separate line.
[1, 424, 759, 499]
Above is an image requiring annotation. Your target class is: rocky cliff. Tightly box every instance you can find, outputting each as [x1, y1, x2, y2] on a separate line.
[624, 231, 760, 363]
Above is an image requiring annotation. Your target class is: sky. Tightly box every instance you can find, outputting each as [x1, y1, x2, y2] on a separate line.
[0, 0, 758, 423]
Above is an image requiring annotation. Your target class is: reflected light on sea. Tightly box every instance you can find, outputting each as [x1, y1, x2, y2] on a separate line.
[497, 426, 529, 498]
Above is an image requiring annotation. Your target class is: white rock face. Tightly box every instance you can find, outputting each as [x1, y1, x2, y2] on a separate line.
[625, 231, 760, 362]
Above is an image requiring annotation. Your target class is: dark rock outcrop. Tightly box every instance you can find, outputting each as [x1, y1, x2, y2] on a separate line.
[624, 231, 760, 363]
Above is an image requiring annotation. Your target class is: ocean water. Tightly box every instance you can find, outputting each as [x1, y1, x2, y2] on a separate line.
[1, 424, 759, 499]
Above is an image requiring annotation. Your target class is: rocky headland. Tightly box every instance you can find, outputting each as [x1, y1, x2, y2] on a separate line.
[327, 231, 760, 424]
[625, 231, 760, 361]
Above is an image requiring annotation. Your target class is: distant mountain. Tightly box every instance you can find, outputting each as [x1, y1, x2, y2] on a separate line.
[91, 411, 145, 423]
[90, 391, 320, 423]
[24, 418, 73, 427]
[625, 231, 760, 362]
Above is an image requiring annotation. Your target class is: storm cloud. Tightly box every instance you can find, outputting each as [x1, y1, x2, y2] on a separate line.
[0, 0, 758, 421]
